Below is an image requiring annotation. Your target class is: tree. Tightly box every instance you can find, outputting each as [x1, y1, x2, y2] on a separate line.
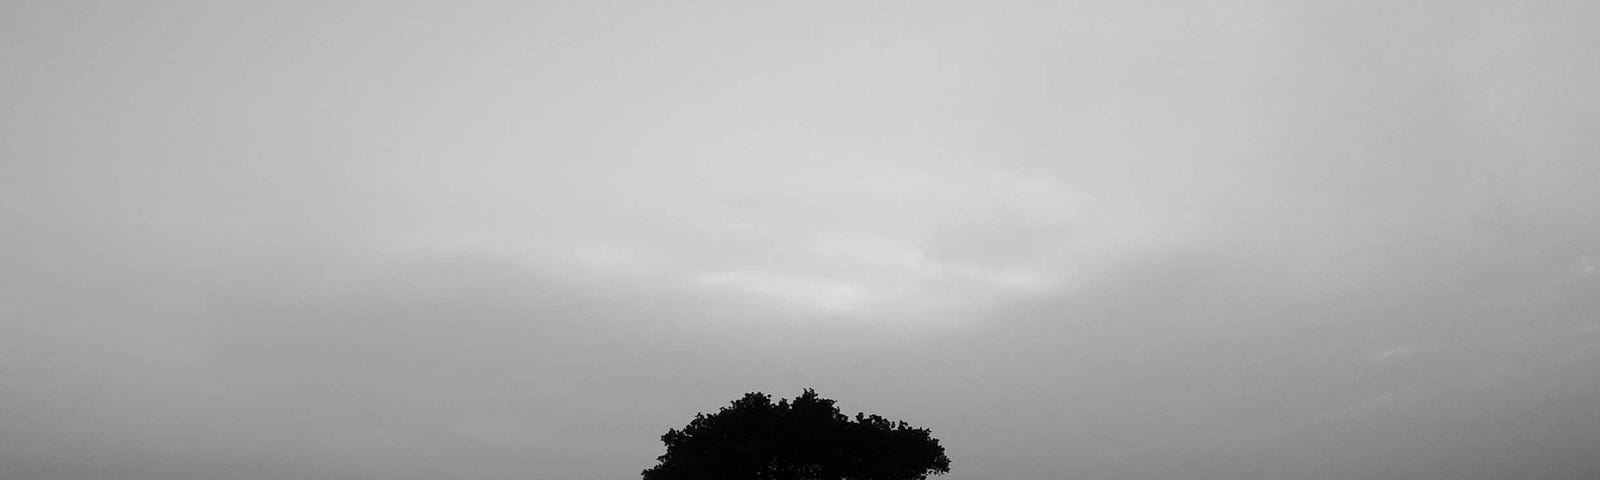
[642, 389, 951, 480]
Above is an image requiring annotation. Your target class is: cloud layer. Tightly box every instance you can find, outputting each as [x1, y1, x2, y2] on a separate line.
[4, 1, 1599, 479]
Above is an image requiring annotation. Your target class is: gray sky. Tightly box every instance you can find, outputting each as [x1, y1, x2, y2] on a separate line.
[3, 1, 1599, 479]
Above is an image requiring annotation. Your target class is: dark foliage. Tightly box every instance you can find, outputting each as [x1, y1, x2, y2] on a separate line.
[642, 389, 950, 480]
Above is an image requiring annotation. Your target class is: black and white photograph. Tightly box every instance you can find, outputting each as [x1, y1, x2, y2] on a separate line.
[4, 1, 1598, 479]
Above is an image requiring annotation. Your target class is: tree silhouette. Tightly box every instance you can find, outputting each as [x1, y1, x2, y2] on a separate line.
[641, 389, 950, 480]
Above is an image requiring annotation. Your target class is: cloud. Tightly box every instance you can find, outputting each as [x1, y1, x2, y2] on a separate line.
[1367, 345, 1414, 363]
[362, 153, 1171, 329]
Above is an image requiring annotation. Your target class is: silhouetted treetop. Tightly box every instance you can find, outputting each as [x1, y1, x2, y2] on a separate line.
[642, 389, 950, 480]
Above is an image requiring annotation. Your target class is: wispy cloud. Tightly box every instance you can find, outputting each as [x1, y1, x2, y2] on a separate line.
[1366, 345, 1414, 364]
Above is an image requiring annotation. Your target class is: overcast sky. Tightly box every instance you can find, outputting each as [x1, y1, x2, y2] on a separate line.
[4, 1, 1599, 479]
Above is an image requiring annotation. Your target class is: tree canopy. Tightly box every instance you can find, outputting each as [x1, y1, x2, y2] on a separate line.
[641, 389, 950, 480]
